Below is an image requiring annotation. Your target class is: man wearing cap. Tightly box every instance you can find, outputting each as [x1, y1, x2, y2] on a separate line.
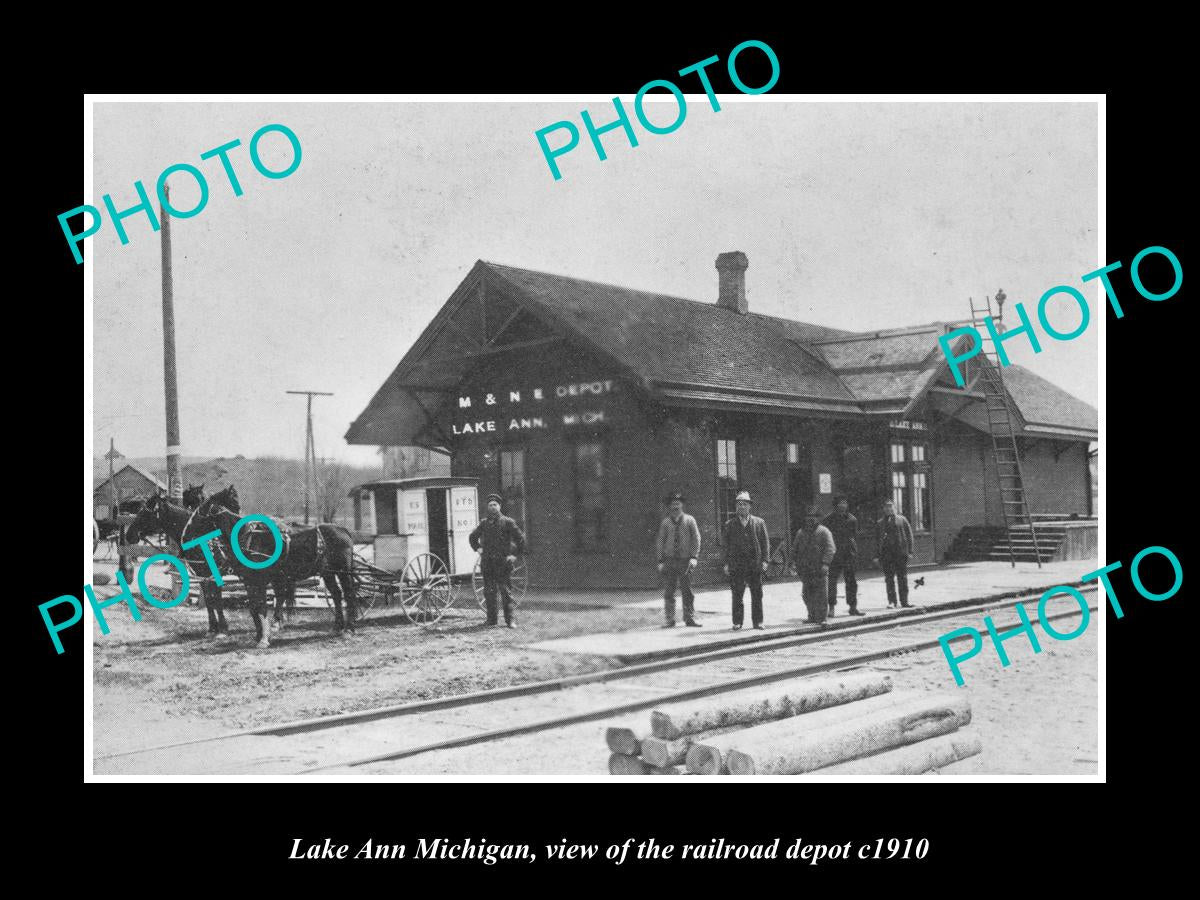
[822, 496, 864, 617]
[875, 498, 914, 609]
[469, 493, 528, 628]
[791, 507, 836, 625]
[656, 492, 702, 627]
[722, 491, 770, 630]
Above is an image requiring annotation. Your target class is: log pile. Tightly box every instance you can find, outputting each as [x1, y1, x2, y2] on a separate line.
[602, 672, 981, 776]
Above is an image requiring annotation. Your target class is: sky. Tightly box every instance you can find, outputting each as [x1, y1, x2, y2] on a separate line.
[91, 99, 1098, 467]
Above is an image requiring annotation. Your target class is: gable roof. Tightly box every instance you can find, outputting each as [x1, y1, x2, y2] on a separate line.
[346, 261, 1097, 445]
[92, 463, 165, 495]
[486, 263, 856, 402]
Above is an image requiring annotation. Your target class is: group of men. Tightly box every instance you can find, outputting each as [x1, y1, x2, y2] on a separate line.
[467, 487, 915, 633]
[656, 490, 915, 630]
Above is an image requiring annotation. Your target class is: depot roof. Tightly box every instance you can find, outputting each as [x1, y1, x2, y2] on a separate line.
[346, 261, 1097, 446]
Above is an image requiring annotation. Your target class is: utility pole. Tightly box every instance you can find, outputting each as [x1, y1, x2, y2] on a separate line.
[104, 439, 132, 580]
[161, 185, 182, 501]
[105, 438, 120, 519]
[286, 390, 333, 524]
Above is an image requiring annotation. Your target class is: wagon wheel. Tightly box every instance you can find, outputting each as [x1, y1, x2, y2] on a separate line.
[764, 540, 789, 580]
[400, 552, 453, 626]
[473, 555, 528, 610]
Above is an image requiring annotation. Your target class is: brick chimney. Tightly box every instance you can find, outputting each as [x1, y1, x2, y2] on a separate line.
[716, 251, 749, 314]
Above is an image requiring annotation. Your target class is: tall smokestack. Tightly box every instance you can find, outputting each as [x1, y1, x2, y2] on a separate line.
[716, 251, 749, 314]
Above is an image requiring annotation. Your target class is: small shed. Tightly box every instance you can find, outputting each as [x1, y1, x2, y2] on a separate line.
[350, 476, 480, 576]
[93, 464, 165, 520]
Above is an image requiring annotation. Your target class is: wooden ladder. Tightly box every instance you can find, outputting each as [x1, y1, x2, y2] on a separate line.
[967, 295, 1042, 568]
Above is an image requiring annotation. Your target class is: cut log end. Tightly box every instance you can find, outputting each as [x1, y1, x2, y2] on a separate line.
[641, 736, 692, 768]
[685, 744, 724, 775]
[650, 710, 679, 741]
[605, 726, 641, 756]
[608, 753, 649, 775]
[727, 751, 755, 776]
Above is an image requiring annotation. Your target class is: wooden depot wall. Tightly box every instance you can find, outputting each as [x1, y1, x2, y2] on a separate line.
[437, 341, 1093, 589]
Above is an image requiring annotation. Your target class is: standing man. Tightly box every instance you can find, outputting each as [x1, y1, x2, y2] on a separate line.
[656, 492, 702, 627]
[469, 492, 528, 628]
[791, 507, 836, 625]
[875, 498, 914, 609]
[823, 496, 864, 617]
[722, 490, 770, 631]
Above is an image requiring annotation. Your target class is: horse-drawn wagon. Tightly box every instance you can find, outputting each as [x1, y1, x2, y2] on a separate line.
[349, 476, 527, 626]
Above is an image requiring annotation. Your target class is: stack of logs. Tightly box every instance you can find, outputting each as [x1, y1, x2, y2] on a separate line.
[605, 672, 981, 776]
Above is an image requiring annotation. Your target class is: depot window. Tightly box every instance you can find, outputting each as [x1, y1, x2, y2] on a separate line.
[716, 438, 739, 527]
[889, 440, 931, 532]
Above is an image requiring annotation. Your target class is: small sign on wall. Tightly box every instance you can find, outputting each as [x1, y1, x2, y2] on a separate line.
[819, 473, 832, 494]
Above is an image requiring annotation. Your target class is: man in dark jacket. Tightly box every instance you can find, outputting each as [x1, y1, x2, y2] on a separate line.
[722, 490, 770, 630]
[791, 508, 836, 625]
[469, 493, 528, 627]
[822, 496, 864, 617]
[875, 499, 914, 608]
[656, 492, 702, 627]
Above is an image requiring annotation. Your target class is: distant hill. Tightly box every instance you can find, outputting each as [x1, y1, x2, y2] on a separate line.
[92, 451, 451, 526]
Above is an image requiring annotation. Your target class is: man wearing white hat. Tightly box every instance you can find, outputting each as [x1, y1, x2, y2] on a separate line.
[722, 490, 770, 630]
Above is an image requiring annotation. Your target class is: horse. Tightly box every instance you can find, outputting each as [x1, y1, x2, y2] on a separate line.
[197, 486, 302, 621]
[182, 483, 207, 510]
[127, 490, 238, 637]
[198, 493, 358, 649]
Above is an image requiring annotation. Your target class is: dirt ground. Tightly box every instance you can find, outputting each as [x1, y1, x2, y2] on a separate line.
[873, 623, 1097, 775]
[352, 615, 1100, 777]
[92, 591, 659, 753]
[92, 574, 1099, 775]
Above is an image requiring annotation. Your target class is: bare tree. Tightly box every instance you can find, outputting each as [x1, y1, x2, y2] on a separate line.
[317, 460, 354, 524]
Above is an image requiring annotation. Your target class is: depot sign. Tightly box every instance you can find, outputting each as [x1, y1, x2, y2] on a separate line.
[451, 379, 617, 436]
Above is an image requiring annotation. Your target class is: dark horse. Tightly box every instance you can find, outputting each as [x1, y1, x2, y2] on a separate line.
[127, 488, 239, 637]
[182, 483, 207, 510]
[199, 490, 359, 649]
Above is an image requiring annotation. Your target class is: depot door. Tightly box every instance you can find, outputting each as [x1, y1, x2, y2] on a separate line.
[786, 442, 813, 539]
[842, 443, 881, 533]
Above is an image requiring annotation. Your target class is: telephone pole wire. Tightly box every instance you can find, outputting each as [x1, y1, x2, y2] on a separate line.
[286, 390, 333, 524]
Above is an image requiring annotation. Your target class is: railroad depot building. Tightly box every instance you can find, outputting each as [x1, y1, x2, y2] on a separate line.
[346, 256, 1097, 588]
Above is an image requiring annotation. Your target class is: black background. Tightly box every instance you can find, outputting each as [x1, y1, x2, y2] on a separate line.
[25, 22, 1187, 884]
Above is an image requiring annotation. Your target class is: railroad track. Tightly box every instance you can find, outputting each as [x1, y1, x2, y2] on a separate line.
[94, 585, 1098, 776]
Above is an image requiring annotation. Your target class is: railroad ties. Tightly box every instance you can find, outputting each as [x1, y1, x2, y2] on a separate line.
[604, 672, 980, 776]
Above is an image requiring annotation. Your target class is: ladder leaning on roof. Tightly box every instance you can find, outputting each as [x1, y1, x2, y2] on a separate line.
[964, 291, 1042, 569]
